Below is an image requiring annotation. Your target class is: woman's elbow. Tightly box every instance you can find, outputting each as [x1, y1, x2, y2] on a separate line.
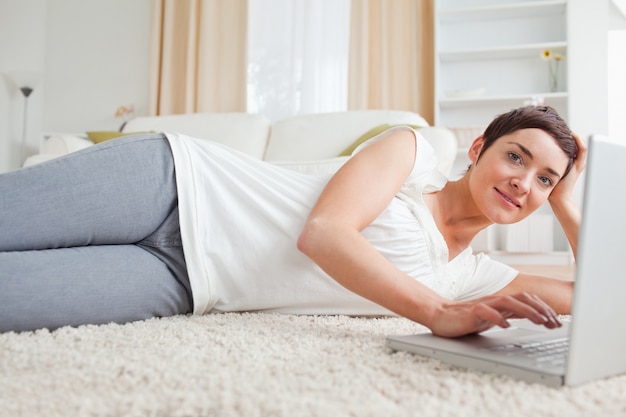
[298, 216, 359, 261]
[297, 219, 319, 257]
[297, 217, 332, 259]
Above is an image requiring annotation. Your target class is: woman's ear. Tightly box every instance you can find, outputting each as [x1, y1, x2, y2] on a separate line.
[468, 135, 485, 163]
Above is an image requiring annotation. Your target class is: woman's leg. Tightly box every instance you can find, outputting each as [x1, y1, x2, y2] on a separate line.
[0, 244, 192, 332]
[0, 133, 193, 332]
[0, 133, 178, 251]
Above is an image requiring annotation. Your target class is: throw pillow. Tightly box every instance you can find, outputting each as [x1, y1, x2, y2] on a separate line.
[86, 131, 152, 144]
[338, 124, 423, 157]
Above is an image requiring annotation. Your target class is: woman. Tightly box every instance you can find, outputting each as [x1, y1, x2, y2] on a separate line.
[0, 106, 585, 336]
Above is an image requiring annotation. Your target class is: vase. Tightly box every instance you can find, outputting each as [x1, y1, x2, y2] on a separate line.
[549, 60, 559, 93]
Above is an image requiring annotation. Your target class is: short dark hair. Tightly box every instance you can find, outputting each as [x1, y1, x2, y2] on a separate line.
[479, 106, 577, 177]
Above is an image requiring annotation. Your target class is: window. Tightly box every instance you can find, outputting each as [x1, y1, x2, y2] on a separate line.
[247, 0, 351, 121]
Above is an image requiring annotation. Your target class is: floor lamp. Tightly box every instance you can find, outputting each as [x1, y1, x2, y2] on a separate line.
[8, 70, 40, 165]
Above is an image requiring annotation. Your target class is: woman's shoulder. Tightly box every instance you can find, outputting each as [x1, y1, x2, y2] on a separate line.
[352, 126, 445, 187]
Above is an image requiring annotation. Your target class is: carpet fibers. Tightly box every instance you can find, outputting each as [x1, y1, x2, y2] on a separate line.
[1, 313, 625, 417]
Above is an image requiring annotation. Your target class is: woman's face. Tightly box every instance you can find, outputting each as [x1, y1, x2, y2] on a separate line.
[467, 128, 570, 224]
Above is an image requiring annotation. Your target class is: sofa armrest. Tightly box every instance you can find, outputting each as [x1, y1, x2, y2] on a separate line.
[22, 134, 94, 167]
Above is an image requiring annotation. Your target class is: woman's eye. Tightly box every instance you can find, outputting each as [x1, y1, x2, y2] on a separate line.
[508, 152, 521, 163]
[539, 176, 554, 187]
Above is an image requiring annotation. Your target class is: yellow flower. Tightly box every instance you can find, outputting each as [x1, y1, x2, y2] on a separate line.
[541, 49, 565, 61]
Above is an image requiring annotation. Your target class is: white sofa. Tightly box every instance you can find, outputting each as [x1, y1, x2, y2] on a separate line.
[24, 110, 458, 177]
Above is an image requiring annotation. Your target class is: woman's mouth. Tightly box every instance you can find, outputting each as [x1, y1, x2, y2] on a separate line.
[495, 188, 521, 208]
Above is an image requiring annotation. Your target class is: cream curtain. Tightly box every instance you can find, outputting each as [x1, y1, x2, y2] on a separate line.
[149, 0, 247, 115]
[348, 0, 434, 124]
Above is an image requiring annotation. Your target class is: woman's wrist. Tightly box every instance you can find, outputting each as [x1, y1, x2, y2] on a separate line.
[549, 195, 581, 258]
[549, 195, 577, 219]
[549, 192, 575, 215]
[405, 293, 448, 330]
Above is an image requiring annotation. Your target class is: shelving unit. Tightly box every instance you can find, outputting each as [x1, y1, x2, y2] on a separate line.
[439, 92, 568, 108]
[435, 0, 569, 130]
[439, 42, 567, 62]
[434, 0, 572, 263]
[438, 0, 566, 22]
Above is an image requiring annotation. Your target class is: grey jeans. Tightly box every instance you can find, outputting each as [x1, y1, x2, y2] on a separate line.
[0, 133, 193, 332]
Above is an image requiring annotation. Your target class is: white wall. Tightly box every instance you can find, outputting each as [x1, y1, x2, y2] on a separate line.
[608, 1, 626, 142]
[567, 0, 610, 142]
[0, 0, 152, 173]
[0, 0, 47, 173]
[566, 0, 626, 143]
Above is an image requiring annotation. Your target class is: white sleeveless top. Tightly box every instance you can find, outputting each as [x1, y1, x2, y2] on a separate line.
[166, 127, 517, 316]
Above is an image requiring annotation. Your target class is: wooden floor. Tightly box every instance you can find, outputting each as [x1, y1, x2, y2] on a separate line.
[510, 264, 575, 281]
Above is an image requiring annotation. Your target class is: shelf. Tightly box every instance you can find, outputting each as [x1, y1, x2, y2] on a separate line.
[439, 92, 568, 108]
[439, 42, 567, 62]
[439, 0, 566, 23]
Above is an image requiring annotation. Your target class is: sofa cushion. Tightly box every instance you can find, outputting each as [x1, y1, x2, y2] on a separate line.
[123, 112, 271, 159]
[264, 110, 428, 161]
[418, 126, 458, 178]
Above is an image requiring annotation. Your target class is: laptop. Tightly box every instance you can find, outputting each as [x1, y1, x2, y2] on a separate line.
[387, 135, 626, 387]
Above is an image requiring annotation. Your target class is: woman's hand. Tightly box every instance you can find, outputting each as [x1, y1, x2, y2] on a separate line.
[428, 293, 562, 338]
[549, 132, 587, 205]
[548, 132, 587, 259]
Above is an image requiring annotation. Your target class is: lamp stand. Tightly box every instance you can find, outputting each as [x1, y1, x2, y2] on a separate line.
[7, 70, 40, 167]
[20, 87, 33, 164]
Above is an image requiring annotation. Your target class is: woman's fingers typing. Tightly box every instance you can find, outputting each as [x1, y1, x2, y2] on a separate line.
[430, 293, 561, 337]
[485, 292, 561, 328]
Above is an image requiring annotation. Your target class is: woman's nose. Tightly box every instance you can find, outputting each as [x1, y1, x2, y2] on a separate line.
[511, 174, 531, 193]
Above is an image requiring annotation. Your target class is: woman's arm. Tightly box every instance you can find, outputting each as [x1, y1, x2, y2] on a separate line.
[493, 273, 573, 314]
[297, 129, 443, 325]
[548, 133, 587, 259]
[297, 129, 561, 337]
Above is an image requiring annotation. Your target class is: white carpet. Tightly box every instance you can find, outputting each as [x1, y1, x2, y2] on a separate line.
[1, 313, 625, 417]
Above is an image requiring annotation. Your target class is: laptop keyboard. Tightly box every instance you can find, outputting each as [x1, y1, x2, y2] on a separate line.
[486, 337, 570, 367]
